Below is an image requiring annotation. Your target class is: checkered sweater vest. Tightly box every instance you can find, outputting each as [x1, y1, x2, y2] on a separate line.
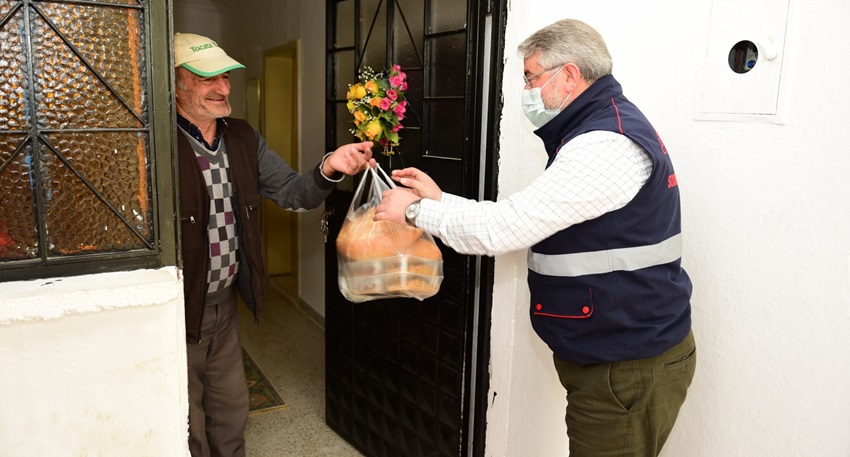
[178, 119, 263, 343]
[192, 146, 239, 294]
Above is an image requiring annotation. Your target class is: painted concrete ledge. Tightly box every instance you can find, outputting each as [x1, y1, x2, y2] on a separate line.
[0, 266, 183, 325]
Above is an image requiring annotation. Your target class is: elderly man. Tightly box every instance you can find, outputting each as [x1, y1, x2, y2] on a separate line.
[173, 32, 374, 457]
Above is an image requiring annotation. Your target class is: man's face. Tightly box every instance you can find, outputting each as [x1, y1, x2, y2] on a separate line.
[175, 67, 232, 125]
[523, 54, 566, 110]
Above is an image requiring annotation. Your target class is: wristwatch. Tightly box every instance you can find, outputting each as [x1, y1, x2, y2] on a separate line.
[404, 199, 422, 227]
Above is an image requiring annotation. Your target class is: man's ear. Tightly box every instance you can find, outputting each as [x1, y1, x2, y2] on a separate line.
[562, 63, 583, 91]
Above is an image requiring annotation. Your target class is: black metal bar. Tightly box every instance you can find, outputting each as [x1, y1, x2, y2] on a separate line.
[356, 0, 383, 70]
[394, 0, 423, 67]
[424, 27, 467, 39]
[420, 154, 462, 162]
[0, 2, 23, 30]
[0, 135, 31, 175]
[386, 0, 393, 68]
[36, 128, 150, 133]
[41, 0, 144, 10]
[423, 95, 465, 101]
[22, 1, 51, 264]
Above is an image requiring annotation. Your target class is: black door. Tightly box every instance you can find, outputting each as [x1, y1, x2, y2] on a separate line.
[324, 0, 505, 455]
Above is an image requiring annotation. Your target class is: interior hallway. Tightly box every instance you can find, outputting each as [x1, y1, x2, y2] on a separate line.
[238, 278, 364, 457]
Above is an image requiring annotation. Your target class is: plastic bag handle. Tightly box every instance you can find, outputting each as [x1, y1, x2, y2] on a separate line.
[374, 164, 397, 190]
[346, 164, 396, 216]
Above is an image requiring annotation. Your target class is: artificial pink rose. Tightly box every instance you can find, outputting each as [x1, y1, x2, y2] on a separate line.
[392, 64, 401, 72]
[392, 123, 403, 132]
[380, 98, 392, 110]
[400, 81, 408, 91]
[393, 102, 406, 117]
[389, 75, 405, 88]
[386, 89, 398, 101]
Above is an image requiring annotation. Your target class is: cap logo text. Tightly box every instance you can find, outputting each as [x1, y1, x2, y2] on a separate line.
[189, 42, 218, 52]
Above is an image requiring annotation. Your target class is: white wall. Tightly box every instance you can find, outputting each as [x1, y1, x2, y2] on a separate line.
[489, 1, 850, 456]
[0, 268, 188, 457]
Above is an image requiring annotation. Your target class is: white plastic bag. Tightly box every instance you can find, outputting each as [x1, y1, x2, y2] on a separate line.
[336, 165, 443, 302]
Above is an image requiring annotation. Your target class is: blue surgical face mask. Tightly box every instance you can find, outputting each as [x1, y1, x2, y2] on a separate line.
[522, 66, 571, 128]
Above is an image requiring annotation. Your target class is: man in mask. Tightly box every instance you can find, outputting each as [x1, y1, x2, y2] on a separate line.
[375, 18, 696, 456]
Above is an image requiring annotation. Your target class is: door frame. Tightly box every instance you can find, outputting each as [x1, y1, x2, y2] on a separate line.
[261, 41, 300, 297]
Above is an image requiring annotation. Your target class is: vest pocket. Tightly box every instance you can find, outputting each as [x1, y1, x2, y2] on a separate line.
[531, 286, 594, 319]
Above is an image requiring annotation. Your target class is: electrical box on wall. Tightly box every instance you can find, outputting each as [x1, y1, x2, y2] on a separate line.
[697, 0, 790, 120]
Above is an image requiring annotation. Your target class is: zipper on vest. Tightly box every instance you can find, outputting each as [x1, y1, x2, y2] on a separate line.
[246, 203, 258, 220]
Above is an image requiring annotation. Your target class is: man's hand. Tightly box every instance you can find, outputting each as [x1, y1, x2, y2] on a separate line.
[390, 167, 442, 201]
[324, 141, 376, 176]
[375, 187, 421, 225]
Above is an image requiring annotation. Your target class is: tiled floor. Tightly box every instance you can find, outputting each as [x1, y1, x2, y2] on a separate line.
[238, 279, 364, 457]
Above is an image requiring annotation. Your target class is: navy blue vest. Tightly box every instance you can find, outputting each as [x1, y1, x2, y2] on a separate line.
[528, 75, 692, 365]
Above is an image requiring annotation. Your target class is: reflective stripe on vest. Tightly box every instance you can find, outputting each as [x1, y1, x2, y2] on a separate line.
[528, 233, 683, 277]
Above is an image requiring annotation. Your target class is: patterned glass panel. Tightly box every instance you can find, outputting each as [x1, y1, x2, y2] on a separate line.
[38, 3, 147, 120]
[31, 6, 143, 130]
[0, 7, 30, 131]
[0, 0, 153, 269]
[41, 132, 151, 255]
[0, 135, 37, 261]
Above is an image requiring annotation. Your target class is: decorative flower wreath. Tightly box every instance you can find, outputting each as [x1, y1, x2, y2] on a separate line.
[346, 65, 408, 155]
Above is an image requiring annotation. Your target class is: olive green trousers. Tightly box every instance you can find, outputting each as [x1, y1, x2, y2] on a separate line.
[553, 330, 696, 457]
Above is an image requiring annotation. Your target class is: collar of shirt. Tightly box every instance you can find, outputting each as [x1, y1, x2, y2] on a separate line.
[533, 74, 620, 154]
[177, 114, 228, 151]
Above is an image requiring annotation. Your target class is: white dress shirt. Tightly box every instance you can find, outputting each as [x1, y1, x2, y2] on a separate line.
[417, 130, 653, 256]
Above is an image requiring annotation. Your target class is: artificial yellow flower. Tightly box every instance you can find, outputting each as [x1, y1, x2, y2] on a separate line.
[349, 84, 367, 99]
[353, 110, 367, 122]
[364, 120, 382, 140]
[370, 97, 383, 108]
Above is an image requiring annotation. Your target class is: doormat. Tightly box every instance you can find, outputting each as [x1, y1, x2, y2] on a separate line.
[243, 348, 288, 414]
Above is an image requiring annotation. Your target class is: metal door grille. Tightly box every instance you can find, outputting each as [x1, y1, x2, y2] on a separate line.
[0, 0, 174, 281]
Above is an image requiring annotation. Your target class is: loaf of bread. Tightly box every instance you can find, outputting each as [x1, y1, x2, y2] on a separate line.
[337, 208, 424, 260]
[337, 207, 444, 302]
